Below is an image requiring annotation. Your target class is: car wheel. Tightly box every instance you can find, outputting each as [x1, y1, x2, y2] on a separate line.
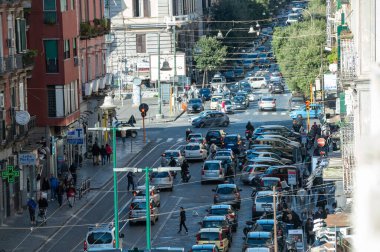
[222, 121, 229, 127]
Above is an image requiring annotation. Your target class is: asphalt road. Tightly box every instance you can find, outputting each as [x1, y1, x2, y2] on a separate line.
[16, 86, 292, 252]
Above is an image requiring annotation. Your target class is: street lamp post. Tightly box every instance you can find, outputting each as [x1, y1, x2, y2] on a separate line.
[114, 166, 181, 250]
[89, 95, 140, 248]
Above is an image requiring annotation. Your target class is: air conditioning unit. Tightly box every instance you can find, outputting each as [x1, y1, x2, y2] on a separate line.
[6, 38, 14, 48]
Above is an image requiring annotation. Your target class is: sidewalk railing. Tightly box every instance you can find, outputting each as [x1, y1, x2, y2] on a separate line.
[78, 178, 91, 200]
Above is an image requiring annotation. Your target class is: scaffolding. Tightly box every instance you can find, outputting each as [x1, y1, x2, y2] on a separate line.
[341, 115, 355, 195]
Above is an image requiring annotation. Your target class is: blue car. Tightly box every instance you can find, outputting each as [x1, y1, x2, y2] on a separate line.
[223, 134, 242, 154]
[289, 104, 323, 119]
[199, 88, 212, 101]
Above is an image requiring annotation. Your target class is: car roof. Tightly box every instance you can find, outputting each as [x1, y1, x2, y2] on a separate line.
[216, 183, 237, 188]
[225, 134, 239, 137]
[244, 248, 270, 252]
[199, 228, 222, 233]
[203, 215, 227, 221]
[261, 177, 280, 181]
[165, 150, 181, 153]
[256, 190, 273, 196]
[247, 231, 272, 238]
[210, 204, 232, 209]
[247, 157, 281, 162]
[256, 219, 275, 225]
[192, 244, 217, 249]
[186, 143, 202, 146]
[257, 125, 287, 129]
[131, 198, 148, 203]
[135, 185, 156, 191]
[267, 165, 297, 169]
[88, 223, 114, 232]
[204, 160, 222, 164]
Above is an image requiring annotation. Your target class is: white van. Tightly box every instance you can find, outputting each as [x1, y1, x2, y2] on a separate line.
[247, 77, 267, 89]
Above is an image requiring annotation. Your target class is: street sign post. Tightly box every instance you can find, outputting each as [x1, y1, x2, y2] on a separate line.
[288, 168, 297, 186]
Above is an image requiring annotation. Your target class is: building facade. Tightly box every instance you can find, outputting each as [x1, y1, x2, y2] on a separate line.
[107, 0, 211, 86]
[0, 0, 36, 224]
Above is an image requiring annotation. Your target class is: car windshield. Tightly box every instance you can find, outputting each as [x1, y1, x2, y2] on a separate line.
[292, 98, 304, 103]
[200, 89, 210, 94]
[189, 99, 202, 104]
[262, 98, 274, 102]
[256, 194, 272, 203]
[185, 145, 200, 150]
[207, 132, 221, 138]
[254, 166, 268, 173]
[246, 152, 259, 159]
[209, 208, 228, 215]
[131, 202, 146, 210]
[165, 152, 179, 157]
[211, 97, 221, 102]
[216, 187, 236, 194]
[151, 172, 169, 178]
[233, 97, 244, 102]
[192, 249, 214, 252]
[241, 83, 250, 88]
[87, 232, 113, 244]
[203, 221, 224, 228]
[199, 232, 220, 241]
[224, 136, 238, 144]
[262, 179, 279, 187]
[260, 224, 275, 232]
[246, 237, 270, 246]
[215, 152, 230, 156]
[204, 163, 220, 170]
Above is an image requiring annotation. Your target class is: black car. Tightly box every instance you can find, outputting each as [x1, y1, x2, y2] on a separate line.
[239, 82, 252, 93]
[270, 83, 285, 94]
[205, 129, 226, 146]
[187, 98, 204, 113]
[232, 96, 247, 110]
[199, 88, 212, 101]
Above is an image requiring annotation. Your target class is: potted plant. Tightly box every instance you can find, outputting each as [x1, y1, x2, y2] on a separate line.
[23, 49, 38, 67]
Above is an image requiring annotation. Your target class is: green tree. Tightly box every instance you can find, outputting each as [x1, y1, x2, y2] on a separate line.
[194, 36, 227, 87]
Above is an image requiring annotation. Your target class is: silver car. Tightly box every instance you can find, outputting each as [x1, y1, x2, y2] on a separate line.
[128, 198, 159, 225]
[201, 160, 224, 184]
[240, 164, 270, 185]
[258, 97, 276, 111]
[150, 171, 173, 191]
[133, 185, 161, 207]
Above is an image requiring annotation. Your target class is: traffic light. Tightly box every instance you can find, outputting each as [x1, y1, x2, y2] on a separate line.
[141, 108, 146, 118]
[305, 100, 311, 110]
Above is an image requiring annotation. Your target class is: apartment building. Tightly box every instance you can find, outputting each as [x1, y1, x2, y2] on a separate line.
[107, 0, 212, 86]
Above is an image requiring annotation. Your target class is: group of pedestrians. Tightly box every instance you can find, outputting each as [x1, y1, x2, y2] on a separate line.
[91, 142, 112, 165]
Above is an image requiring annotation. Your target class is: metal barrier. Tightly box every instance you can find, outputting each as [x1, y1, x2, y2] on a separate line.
[78, 178, 91, 200]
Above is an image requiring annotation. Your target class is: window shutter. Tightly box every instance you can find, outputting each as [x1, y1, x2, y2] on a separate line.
[20, 19, 26, 52]
[15, 19, 20, 53]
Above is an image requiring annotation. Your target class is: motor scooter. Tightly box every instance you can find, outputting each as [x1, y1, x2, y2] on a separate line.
[245, 130, 253, 140]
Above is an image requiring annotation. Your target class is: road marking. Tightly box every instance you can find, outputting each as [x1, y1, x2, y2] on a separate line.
[262, 112, 268, 115]
[166, 138, 173, 142]
[271, 112, 277, 115]
[156, 138, 163, 142]
[281, 112, 287, 115]
[283, 94, 288, 96]
[152, 197, 183, 242]
[177, 138, 184, 142]
[253, 112, 259, 115]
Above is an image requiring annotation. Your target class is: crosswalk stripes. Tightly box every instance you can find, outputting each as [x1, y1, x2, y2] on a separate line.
[166, 138, 173, 142]
[156, 138, 163, 142]
[177, 138, 184, 142]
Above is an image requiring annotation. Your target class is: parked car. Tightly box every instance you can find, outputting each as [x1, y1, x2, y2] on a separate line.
[250, 146, 293, 161]
[240, 165, 270, 185]
[255, 135, 301, 148]
[253, 125, 301, 142]
[252, 190, 280, 218]
[133, 185, 160, 207]
[242, 231, 273, 251]
[259, 177, 282, 191]
[210, 96, 223, 110]
[190, 244, 219, 252]
[201, 160, 225, 184]
[243, 157, 285, 168]
[208, 204, 238, 231]
[199, 215, 232, 242]
[184, 143, 208, 161]
[199, 88, 212, 101]
[192, 111, 230, 128]
[232, 96, 248, 110]
[245, 151, 293, 165]
[195, 228, 230, 252]
[286, 13, 302, 25]
[150, 171, 174, 191]
[213, 183, 242, 209]
[187, 98, 204, 113]
[261, 165, 298, 185]
[289, 103, 323, 119]
[258, 97, 276, 111]
[205, 129, 227, 146]
[288, 96, 305, 111]
[129, 197, 159, 225]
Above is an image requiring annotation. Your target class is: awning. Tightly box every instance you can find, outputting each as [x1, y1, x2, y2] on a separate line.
[99, 76, 106, 89]
[82, 82, 92, 96]
[92, 79, 99, 93]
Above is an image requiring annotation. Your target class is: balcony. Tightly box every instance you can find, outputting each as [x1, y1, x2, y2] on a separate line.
[0, 54, 25, 74]
[46, 58, 59, 73]
[80, 19, 110, 40]
[340, 38, 357, 81]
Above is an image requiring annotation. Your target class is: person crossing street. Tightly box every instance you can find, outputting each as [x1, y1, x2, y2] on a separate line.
[177, 207, 188, 234]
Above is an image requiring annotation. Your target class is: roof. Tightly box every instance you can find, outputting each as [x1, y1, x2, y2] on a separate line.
[199, 228, 222, 233]
[217, 183, 237, 188]
[164, 150, 181, 153]
[210, 204, 231, 209]
[244, 248, 270, 252]
[247, 231, 272, 238]
[136, 185, 155, 191]
[203, 215, 226, 221]
[325, 213, 351, 228]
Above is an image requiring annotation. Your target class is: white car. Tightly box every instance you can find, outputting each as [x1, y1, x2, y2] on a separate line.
[150, 171, 174, 191]
[247, 77, 267, 89]
[210, 96, 223, 110]
[84, 223, 122, 251]
[248, 93, 255, 102]
[270, 72, 282, 82]
[201, 160, 225, 183]
[133, 185, 161, 207]
[252, 190, 280, 218]
[184, 143, 208, 161]
[163, 149, 184, 165]
[214, 150, 235, 160]
[286, 13, 301, 25]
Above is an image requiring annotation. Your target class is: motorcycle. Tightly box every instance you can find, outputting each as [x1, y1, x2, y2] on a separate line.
[245, 130, 253, 140]
[181, 170, 191, 183]
[243, 220, 254, 237]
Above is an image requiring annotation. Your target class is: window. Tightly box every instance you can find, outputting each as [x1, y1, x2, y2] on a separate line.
[73, 38, 77, 57]
[44, 40, 59, 73]
[172, 0, 178, 15]
[43, 0, 57, 24]
[15, 19, 26, 53]
[132, 0, 140, 17]
[64, 39, 70, 59]
[143, 0, 150, 17]
[71, 0, 75, 10]
[47, 83, 78, 118]
[60, 0, 68, 12]
[136, 34, 146, 53]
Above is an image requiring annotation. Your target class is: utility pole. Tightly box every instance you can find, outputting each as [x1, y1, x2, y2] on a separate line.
[157, 33, 162, 117]
[273, 186, 278, 252]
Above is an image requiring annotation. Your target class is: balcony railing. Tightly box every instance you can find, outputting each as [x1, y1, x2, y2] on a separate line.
[43, 11, 57, 25]
[340, 38, 357, 80]
[46, 58, 59, 73]
[0, 54, 25, 74]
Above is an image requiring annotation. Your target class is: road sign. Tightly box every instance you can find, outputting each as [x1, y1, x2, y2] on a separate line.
[2, 166, 20, 183]
[67, 128, 84, 144]
[317, 137, 326, 147]
[288, 168, 297, 186]
[139, 103, 149, 113]
[19, 153, 37, 165]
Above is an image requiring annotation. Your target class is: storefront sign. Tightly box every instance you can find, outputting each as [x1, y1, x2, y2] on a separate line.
[19, 153, 37, 165]
[1, 165, 20, 183]
[67, 128, 84, 144]
[288, 168, 297, 186]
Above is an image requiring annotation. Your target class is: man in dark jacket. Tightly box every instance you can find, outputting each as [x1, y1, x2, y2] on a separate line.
[92, 142, 100, 165]
[178, 207, 188, 234]
[127, 172, 135, 191]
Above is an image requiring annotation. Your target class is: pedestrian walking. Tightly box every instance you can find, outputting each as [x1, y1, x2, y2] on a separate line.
[49, 174, 59, 201]
[121, 130, 127, 145]
[105, 144, 112, 163]
[27, 197, 37, 225]
[178, 207, 188, 234]
[305, 218, 315, 245]
[38, 194, 48, 224]
[66, 184, 76, 208]
[92, 142, 100, 165]
[69, 163, 77, 185]
[127, 172, 135, 191]
[57, 181, 65, 207]
[100, 145, 107, 165]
